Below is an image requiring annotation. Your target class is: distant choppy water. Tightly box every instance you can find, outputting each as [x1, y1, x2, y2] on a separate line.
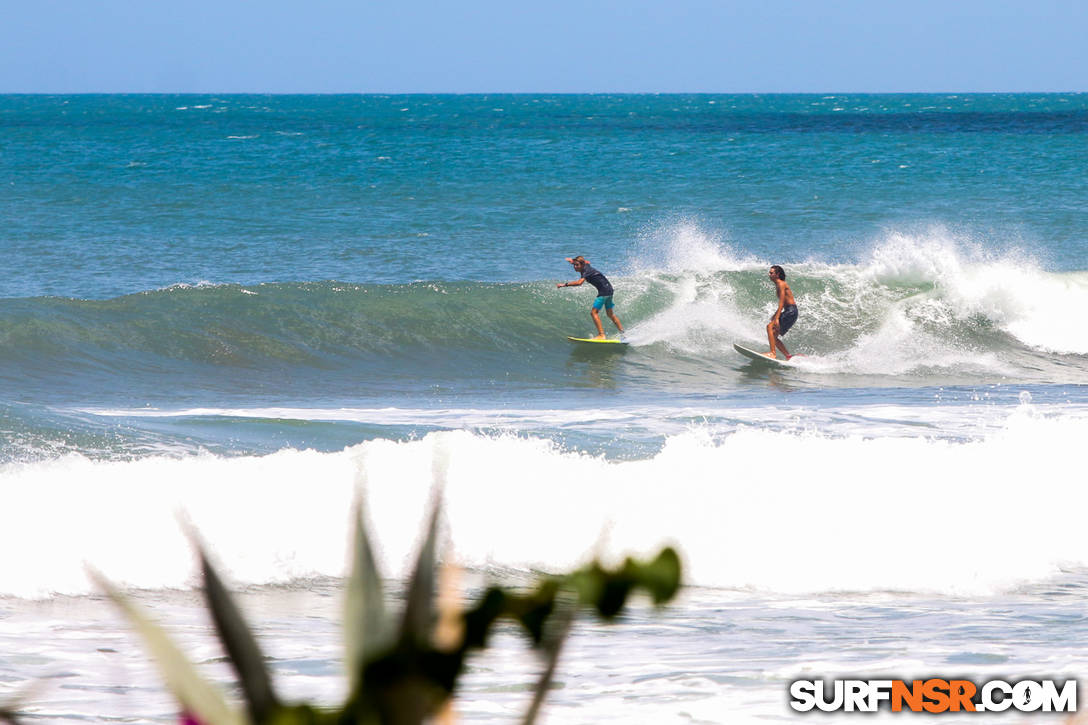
[1, 94, 1087, 722]
[3, 94, 1087, 301]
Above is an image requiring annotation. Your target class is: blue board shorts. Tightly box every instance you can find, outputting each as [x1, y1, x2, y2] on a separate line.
[592, 295, 615, 311]
[777, 304, 798, 335]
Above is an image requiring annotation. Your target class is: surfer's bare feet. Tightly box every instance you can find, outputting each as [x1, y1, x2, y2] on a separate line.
[764, 352, 777, 359]
[595, 334, 607, 340]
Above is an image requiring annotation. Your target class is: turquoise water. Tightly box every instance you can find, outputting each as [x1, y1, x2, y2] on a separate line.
[2, 94, 1088, 721]
[3, 94, 1086, 300]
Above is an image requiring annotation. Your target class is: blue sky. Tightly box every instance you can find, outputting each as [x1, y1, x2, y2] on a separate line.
[3, 0, 1086, 93]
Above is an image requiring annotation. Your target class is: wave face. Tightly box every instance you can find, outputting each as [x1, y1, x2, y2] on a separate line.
[2, 403, 1084, 599]
[2, 231, 1086, 405]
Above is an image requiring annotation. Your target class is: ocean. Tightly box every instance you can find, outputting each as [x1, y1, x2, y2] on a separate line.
[1, 93, 1087, 722]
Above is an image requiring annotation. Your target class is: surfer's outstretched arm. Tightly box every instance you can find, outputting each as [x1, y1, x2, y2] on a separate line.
[557, 278, 585, 288]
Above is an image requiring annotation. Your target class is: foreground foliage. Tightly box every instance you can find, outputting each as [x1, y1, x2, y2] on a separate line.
[78, 494, 680, 725]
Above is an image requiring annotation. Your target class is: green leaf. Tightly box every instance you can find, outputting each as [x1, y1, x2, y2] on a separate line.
[400, 444, 449, 645]
[400, 498, 440, 645]
[344, 498, 389, 693]
[635, 547, 682, 604]
[199, 547, 282, 723]
[568, 549, 682, 617]
[594, 576, 633, 618]
[88, 568, 244, 725]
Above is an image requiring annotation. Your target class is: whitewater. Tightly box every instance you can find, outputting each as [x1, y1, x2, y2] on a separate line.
[2, 401, 1087, 600]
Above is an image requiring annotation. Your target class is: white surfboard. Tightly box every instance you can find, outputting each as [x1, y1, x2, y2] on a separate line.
[733, 342, 792, 368]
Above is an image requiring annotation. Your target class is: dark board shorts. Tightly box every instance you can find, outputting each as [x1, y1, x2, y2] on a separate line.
[778, 305, 798, 335]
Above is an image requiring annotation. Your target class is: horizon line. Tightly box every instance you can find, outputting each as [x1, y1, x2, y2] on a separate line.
[2, 89, 1086, 96]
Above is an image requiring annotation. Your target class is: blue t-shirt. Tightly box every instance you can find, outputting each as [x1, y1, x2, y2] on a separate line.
[581, 264, 614, 297]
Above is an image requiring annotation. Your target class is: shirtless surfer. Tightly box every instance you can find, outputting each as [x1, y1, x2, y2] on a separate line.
[557, 256, 624, 339]
[766, 265, 798, 359]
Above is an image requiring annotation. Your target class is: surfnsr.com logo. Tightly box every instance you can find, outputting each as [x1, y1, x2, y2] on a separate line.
[789, 679, 1077, 713]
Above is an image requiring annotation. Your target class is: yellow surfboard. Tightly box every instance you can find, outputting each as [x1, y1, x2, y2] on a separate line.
[567, 336, 629, 345]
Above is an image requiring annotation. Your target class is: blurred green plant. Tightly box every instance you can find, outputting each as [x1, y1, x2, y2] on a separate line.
[82, 494, 680, 725]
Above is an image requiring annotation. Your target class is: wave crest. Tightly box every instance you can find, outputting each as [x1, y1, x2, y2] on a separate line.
[1, 231, 1084, 389]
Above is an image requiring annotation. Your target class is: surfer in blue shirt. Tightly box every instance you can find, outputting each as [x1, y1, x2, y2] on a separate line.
[766, 265, 798, 360]
[558, 256, 625, 339]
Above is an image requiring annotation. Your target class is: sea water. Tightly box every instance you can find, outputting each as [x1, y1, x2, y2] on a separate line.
[1, 94, 1087, 722]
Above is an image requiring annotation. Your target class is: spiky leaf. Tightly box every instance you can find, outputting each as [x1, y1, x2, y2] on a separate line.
[199, 548, 281, 723]
[400, 500, 440, 645]
[89, 569, 244, 725]
[344, 499, 390, 693]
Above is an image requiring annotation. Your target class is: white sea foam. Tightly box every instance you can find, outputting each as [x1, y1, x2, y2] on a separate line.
[630, 219, 756, 276]
[862, 229, 1088, 354]
[625, 223, 1088, 365]
[4, 404, 1087, 599]
[152, 280, 220, 293]
[623, 221, 758, 351]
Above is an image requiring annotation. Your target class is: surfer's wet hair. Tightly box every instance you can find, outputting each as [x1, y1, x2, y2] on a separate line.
[771, 265, 785, 280]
